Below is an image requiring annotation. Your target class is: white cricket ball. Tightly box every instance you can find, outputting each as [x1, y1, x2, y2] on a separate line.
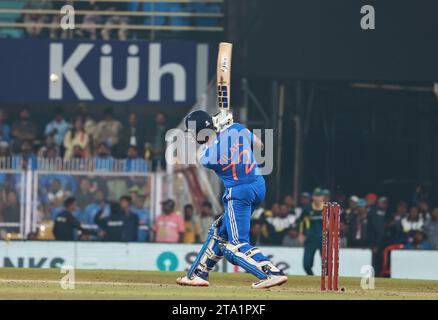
[50, 73, 59, 83]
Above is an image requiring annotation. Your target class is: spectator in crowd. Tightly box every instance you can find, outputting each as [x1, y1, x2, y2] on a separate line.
[101, 1, 129, 41]
[250, 221, 269, 246]
[11, 108, 37, 153]
[0, 109, 11, 143]
[94, 142, 114, 171]
[386, 201, 408, 245]
[44, 107, 70, 148]
[364, 193, 378, 210]
[78, 104, 97, 148]
[424, 207, 438, 249]
[48, 178, 69, 219]
[182, 204, 200, 244]
[94, 196, 139, 242]
[37, 134, 60, 158]
[94, 107, 123, 154]
[63, 117, 90, 159]
[83, 190, 110, 225]
[150, 112, 167, 171]
[123, 146, 148, 172]
[404, 231, 432, 250]
[348, 199, 372, 248]
[53, 197, 82, 241]
[130, 192, 150, 242]
[197, 201, 215, 242]
[15, 139, 37, 170]
[21, 0, 52, 38]
[266, 203, 296, 245]
[401, 206, 425, 243]
[282, 224, 301, 247]
[76, 178, 94, 212]
[153, 199, 184, 243]
[0, 190, 20, 233]
[418, 200, 431, 221]
[121, 112, 144, 155]
[295, 192, 311, 218]
[299, 188, 325, 275]
[74, 1, 102, 40]
[282, 195, 295, 215]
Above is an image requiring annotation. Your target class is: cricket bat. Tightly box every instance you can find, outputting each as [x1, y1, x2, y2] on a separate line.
[214, 42, 234, 131]
[217, 42, 233, 111]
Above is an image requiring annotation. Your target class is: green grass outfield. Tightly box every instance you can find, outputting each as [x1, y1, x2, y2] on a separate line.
[0, 268, 438, 300]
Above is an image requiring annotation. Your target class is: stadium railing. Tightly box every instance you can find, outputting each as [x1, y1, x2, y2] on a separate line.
[0, 156, 165, 240]
[0, 0, 224, 39]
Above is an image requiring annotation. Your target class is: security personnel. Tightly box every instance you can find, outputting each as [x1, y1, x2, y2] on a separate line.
[53, 197, 82, 241]
[298, 188, 325, 275]
[94, 196, 139, 242]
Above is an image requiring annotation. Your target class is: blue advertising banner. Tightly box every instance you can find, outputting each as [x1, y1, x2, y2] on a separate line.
[0, 39, 214, 106]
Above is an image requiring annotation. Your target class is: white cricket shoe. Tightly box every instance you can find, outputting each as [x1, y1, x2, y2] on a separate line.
[176, 275, 209, 287]
[252, 275, 288, 289]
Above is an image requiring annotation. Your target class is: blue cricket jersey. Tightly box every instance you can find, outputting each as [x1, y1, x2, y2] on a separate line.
[199, 123, 264, 188]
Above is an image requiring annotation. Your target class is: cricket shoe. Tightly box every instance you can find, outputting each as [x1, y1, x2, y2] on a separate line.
[176, 275, 209, 287]
[251, 275, 288, 289]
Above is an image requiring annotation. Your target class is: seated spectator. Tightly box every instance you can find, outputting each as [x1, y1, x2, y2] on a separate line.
[418, 200, 431, 221]
[251, 202, 270, 222]
[250, 221, 269, 246]
[283, 195, 295, 215]
[282, 224, 301, 247]
[424, 207, 438, 249]
[385, 201, 408, 245]
[196, 201, 215, 242]
[53, 197, 82, 241]
[94, 142, 115, 171]
[22, 0, 52, 38]
[11, 108, 37, 153]
[266, 203, 296, 245]
[130, 192, 150, 242]
[153, 199, 184, 243]
[74, 1, 102, 40]
[44, 107, 70, 148]
[47, 179, 69, 219]
[0, 190, 20, 234]
[123, 146, 148, 172]
[76, 178, 94, 212]
[94, 107, 123, 154]
[401, 206, 424, 236]
[348, 199, 372, 248]
[14, 139, 37, 170]
[182, 204, 200, 244]
[101, 1, 129, 41]
[37, 134, 60, 158]
[94, 196, 139, 242]
[63, 117, 90, 159]
[0, 109, 11, 143]
[404, 231, 432, 250]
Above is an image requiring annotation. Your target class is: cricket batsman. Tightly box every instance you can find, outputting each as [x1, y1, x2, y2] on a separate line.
[176, 110, 288, 289]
